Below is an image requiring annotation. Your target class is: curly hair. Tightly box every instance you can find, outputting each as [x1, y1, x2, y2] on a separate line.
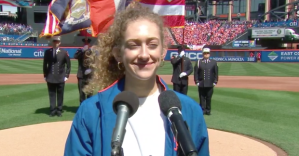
[83, 1, 167, 94]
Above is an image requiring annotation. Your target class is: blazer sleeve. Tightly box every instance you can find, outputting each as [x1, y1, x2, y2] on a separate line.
[65, 50, 71, 78]
[43, 50, 48, 77]
[214, 61, 218, 84]
[64, 101, 93, 156]
[185, 58, 193, 76]
[170, 56, 182, 65]
[74, 49, 83, 59]
[194, 60, 199, 84]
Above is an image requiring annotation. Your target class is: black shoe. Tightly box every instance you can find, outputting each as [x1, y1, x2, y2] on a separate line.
[205, 112, 211, 115]
[57, 111, 62, 117]
[49, 111, 56, 117]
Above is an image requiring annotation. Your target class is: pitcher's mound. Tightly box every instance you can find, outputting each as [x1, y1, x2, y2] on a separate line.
[0, 121, 277, 156]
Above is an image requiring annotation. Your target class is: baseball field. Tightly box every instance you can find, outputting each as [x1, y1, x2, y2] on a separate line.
[0, 59, 298, 156]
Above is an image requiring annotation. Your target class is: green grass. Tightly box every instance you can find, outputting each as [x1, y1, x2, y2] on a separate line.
[1, 59, 299, 76]
[0, 84, 298, 156]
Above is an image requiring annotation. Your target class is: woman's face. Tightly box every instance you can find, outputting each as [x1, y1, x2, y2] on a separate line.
[117, 19, 165, 80]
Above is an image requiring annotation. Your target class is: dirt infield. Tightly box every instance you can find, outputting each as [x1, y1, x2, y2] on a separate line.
[0, 74, 298, 92]
[0, 73, 292, 156]
[0, 121, 280, 156]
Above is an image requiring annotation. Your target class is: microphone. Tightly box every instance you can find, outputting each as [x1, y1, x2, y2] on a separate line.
[158, 90, 197, 156]
[111, 91, 139, 156]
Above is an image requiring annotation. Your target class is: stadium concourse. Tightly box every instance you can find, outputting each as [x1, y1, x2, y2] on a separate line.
[0, 73, 296, 156]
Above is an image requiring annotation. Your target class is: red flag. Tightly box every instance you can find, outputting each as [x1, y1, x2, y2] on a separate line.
[88, 0, 126, 36]
[88, 0, 185, 36]
[139, 0, 185, 27]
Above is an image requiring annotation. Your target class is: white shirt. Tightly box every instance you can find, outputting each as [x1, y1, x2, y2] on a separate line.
[122, 89, 166, 156]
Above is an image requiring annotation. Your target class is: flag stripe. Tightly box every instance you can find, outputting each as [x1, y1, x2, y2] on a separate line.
[163, 15, 184, 27]
[114, 0, 126, 11]
[140, 3, 185, 16]
[139, 0, 184, 5]
[89, 0, 118, 36]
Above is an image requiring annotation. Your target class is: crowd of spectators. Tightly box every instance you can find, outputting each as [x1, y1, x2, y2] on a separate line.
[0, 23, 33, 36]
[167, 20, 253, 46]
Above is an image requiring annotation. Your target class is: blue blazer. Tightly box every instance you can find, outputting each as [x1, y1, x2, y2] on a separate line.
[64, 76, 210, 156]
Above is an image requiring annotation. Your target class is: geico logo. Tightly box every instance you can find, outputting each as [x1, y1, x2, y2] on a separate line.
[170, 52, 202, 59]
[34, 50, 44, 57]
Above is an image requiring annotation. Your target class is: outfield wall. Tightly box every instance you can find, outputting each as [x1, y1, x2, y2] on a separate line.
[1, 45, 299, 62]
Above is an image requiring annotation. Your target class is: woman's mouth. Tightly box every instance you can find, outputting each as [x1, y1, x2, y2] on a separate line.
[133, 62, 154, 68]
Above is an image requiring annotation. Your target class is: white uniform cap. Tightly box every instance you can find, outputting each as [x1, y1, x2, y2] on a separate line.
[202, 48, 210, 53]
[52, 36, 61, 41]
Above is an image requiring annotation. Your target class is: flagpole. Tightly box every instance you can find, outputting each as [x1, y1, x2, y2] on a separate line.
[182, 27, 185, 45]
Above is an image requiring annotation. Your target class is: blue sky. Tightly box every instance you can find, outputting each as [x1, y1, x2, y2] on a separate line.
[2, 6, 17, 13]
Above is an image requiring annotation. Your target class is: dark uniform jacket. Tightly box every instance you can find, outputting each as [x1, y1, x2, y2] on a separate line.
[194, 59, 218, 87]
[74, 48, 86, 79]
[43, 48, 71, 83]
[171, 56, 193, 85]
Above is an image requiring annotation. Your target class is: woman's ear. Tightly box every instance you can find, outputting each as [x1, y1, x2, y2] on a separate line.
[112, 46, 122, 62]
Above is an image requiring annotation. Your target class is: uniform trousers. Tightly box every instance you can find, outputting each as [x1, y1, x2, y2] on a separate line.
[47, 82, 65, 113]
[173, 83, 188, 95]
[77, 78, 92, 104]
[198, 87, 214, 113]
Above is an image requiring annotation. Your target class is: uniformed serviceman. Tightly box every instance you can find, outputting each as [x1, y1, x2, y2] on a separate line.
[74, 46, 93, 104]
[43, 36, 71, 117]
[171, 45, 193, 95]
[194, 48, 218, 115]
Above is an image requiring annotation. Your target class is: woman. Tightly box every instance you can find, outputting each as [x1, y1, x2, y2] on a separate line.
[64, 2, 209, 156]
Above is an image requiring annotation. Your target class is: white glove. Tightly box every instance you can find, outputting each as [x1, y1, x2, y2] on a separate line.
[64, 77, 68, 81]
[179, 51, 185, 57]
[84, 68, 92, 75]
[83, 45, 89, 51]
[179, 72, 187, 78]
[196, 83, 200, 86]
[44, 77, 46, 81]
[213, 83, 216, 86]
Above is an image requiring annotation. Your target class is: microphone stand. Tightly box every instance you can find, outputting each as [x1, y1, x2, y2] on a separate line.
[111, 142, 124, 156]
[171, 121, 198, 156]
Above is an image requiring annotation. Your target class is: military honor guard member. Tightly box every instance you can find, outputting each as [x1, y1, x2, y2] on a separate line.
[43, 36, 71, 117]
[171, 45, 193, 95]
[74, 45, 93, 104]
[194, 48, 218, 115]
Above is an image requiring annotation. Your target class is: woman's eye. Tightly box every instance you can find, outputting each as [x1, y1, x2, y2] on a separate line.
[149, 44, 158, 49]
[127, 44, 138, 49]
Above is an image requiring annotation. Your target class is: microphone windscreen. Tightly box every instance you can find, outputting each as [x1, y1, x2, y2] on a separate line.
[113, 91, 139, 117]
[158, 90, 182, 116]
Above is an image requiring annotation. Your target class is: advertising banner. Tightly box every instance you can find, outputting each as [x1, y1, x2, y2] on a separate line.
[0, 46, 78, 58]
[251, 28, 285, 38]
[5, 45, 299, 63]
[253, 20, 299, 27]
[232, 40, 256, 48]
[261, 51, 299, 62]
[0, 43, 49, 46]
[210, 57, 256, 62]
[0, 46, 204, 60]
[165, 50, 202, 61]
